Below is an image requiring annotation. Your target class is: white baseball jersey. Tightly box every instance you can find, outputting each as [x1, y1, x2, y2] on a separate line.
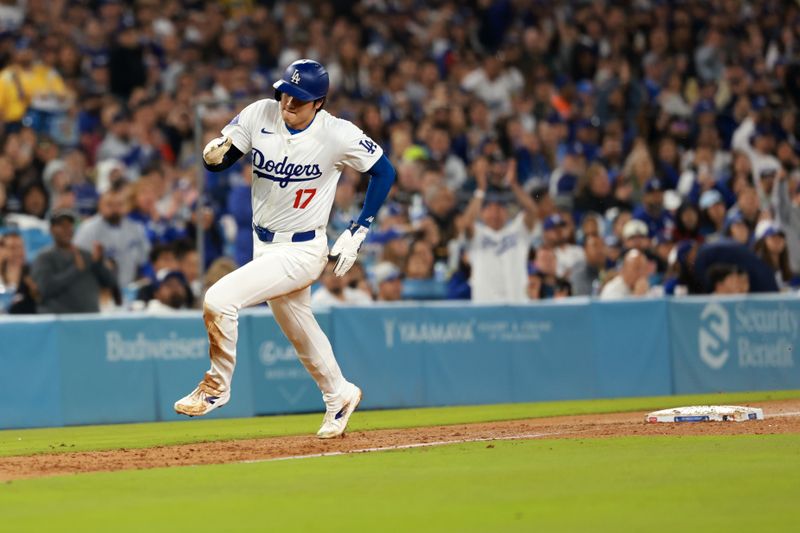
[221, 99, 383, 233]
[469, 213, 531, 303]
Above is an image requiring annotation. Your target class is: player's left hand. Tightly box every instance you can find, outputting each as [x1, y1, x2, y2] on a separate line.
[330, 223, 369, 277]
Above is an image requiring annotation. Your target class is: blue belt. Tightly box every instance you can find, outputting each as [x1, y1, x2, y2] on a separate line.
[253, 224, 316, 243]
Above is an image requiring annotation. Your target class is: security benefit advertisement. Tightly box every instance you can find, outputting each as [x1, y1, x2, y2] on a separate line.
[670, 297, 799, 393]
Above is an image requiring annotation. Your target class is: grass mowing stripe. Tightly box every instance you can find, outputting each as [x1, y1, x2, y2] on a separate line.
[1, 434, 798, 533]
[1, 389, 797, 457]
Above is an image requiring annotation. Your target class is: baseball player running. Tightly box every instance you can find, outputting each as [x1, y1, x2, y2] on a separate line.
[174, 59, 396, 438]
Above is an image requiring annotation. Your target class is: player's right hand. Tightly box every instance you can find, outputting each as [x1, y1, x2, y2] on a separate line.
[203, 136, 232, 165]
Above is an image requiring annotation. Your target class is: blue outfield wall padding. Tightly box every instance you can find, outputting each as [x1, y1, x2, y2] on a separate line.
[332, 305, 428, 408]
[1, 295, 800, 429]
[333, 301, 599, 409]
[246, 308, 329, 415]
[506, 301, 598, 402]
[152, 313, 255, 422]
[0, 318, 63, 429]
[669, 295, 800, 394]
[590, 299, 672, 398]
[57, 315, 158, 425]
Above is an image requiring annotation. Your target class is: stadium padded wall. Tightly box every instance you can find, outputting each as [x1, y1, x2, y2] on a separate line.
[1, 295, 798, 429]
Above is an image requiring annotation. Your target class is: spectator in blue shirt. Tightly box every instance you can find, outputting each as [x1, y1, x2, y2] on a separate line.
[633, 178, 673, 237]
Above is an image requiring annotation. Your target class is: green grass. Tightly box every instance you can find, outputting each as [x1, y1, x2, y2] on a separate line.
[2, 389, 798, 457]
[1, 434, 798, 532]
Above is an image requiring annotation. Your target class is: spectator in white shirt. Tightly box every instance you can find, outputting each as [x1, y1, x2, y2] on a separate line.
[464, 160, 537, 302]
[600, 249, 652, 300]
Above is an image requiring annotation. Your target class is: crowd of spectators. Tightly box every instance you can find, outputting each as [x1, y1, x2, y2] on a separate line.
[1, 0, 800, 314]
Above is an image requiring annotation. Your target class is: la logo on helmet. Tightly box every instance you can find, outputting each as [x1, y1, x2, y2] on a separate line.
[291, 70, 301, 84]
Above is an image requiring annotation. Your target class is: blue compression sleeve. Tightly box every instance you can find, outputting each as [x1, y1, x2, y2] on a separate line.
[356, 153, 396, 228]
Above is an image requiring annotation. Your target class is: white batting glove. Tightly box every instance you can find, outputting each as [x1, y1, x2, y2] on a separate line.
[330, 223, 369, 277]
[203, 136, 233, 165]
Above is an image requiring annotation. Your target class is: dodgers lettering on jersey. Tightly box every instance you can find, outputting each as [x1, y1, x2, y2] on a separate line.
[479, 233, 520, 256]
[251, 151, 322, 187]
[221, 99, 382, 233]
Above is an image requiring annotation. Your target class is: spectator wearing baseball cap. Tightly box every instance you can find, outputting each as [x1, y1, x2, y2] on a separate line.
[723, 212, 752, 247]
[372, 227, 410, 270]
[753, 221, 792, 289]
[145, 269, 190, 313]
[31, 208, 116, 313]
[541, 213, 585, 278]
[699, 189, 727, 241]
[373, 261, 403, 302]
[528, 246, 571, 300]
[462, 161, 536, 303]
[632, 178, 672, 238]
[621, 219, 650, 252]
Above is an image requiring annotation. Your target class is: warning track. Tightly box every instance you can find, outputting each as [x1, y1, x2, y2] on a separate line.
[2, 399, 799, 481]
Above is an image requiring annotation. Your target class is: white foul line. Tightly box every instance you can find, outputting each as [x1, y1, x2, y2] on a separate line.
[765, 411, 800, 418]
[239, 431, 563, 465]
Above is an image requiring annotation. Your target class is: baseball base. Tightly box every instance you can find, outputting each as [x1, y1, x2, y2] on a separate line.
[645, 405, 764, 423]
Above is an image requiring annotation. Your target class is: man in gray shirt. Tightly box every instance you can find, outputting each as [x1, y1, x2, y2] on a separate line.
[569, 233, 608, 296]
[74, 187, 150, 287]
[32, 209, 116, 314]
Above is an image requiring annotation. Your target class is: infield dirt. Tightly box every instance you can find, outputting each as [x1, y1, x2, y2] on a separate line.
[2, 398, 799, 481]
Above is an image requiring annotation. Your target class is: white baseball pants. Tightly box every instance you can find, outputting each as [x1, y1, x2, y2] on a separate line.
[202, 231, 347, 402]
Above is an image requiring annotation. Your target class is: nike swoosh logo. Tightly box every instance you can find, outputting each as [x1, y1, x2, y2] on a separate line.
[261, 128, 274, 134]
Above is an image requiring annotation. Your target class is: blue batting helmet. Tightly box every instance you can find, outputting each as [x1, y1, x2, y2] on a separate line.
[273, 59, 329, 102]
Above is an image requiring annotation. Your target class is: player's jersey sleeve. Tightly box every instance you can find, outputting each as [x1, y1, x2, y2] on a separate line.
[221, 99, 274, 154]
[335, 119, 384, 172]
